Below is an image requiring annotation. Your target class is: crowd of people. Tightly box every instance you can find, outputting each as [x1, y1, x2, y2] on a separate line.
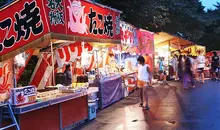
[136, 51, 220, 111]
[170, 51, 219, 89]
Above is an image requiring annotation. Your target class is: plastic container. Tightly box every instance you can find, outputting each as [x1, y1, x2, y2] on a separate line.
[88, 98, 99, 110]
[88, 92, 97, 100]
[88, 103, 97, 120]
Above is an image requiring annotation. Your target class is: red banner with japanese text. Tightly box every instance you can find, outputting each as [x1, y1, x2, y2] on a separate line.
[0, 0, 49, 56]
[44, 0, 121, 40]
[120, 21, 138, 51]
[0, 0, 120, 57]
[44, 0, 66, 34]
[65, 0, 120, 40]
[137, 29, 154, 54]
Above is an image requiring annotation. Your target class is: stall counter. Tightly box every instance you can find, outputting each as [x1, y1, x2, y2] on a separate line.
[4, 87, 98, 130]
[95, 74, 124, 109]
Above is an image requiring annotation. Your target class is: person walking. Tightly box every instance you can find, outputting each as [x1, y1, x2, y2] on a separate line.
[196, 50, 206, 84]
[186, 51, 196, 78]
[158, 57, 167, 83]
[183, 55, 195, 90]
[211, 51, 219, 81]
[144, 54, 153, 87]
[170, 53, 179, 80]
[190, 55, 197, 78]
[137, 56, 150, 110]
[177, 55, 184, 80]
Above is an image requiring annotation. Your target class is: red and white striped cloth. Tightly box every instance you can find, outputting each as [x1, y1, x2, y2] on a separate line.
[29, 53, 53, 89]
[30, 42, 95, 89]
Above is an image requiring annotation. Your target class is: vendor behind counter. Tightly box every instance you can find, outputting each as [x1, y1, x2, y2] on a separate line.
[55, 64, 72, 86]
[64, 64, 72, 86]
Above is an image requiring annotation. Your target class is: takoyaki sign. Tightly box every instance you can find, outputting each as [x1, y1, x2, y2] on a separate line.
[0, 0, 49, 56]
[65, 0, 121, 40]
[45, 0, 121, 39]
[0, 0, 121, 58]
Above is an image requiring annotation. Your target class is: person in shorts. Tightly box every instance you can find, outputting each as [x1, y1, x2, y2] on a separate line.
[137, 56, 150, 110]
[196, 50, 206, 83]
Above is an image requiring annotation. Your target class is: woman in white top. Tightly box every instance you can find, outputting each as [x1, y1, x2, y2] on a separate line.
[196, 50, 206, 83]
[137, 56, 150, 110]
[170, 54, 178, 80]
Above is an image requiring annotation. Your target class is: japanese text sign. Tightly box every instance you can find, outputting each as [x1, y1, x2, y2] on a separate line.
[65, 0, 120, 40]
[11, 85, 36, 106]
[137, 30, 154, 54]
[120, 21, 138, 51]
[0, 0, 49, 56]
[45, 0, 66, 33]
[0, 0, 120, 57]
[47, 0, 65, 25]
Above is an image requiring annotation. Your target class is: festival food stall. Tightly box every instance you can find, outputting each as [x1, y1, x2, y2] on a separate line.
[0, 0, 121, 130]
[207, 51, 220, 58]
[119, 21, 154, 94]
[119, 21, 139, 94]
[183, 45, 206, 56]
[87, 43, 124, 109]
[183, 45, 209, 77]
[154, 32, 193, 79]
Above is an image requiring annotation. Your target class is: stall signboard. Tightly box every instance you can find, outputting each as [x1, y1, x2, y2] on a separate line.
[55, 42, 93, 68]
[137, 29, 154, 54]
[66, 0, 121, 40]
[184, 45, 206, 56]
[0, 0, 49, 56]
[10, 85, 36, 106]
[30, 42, 94, 89]
[46, 0, 121, 40]
[0, 0, 120, 57]
[120, 21, 138, 51]
[44, 0, 66, 34]
[170, 38, 180, 49]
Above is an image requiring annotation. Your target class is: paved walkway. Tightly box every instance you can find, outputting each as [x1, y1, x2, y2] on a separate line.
[75, 80, 220, 130]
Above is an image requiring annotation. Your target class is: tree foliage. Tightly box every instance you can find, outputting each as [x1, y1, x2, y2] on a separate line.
[98, 0, 220, 51]
[0, 0, 13, 7]
[199, 2, 220, 51]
